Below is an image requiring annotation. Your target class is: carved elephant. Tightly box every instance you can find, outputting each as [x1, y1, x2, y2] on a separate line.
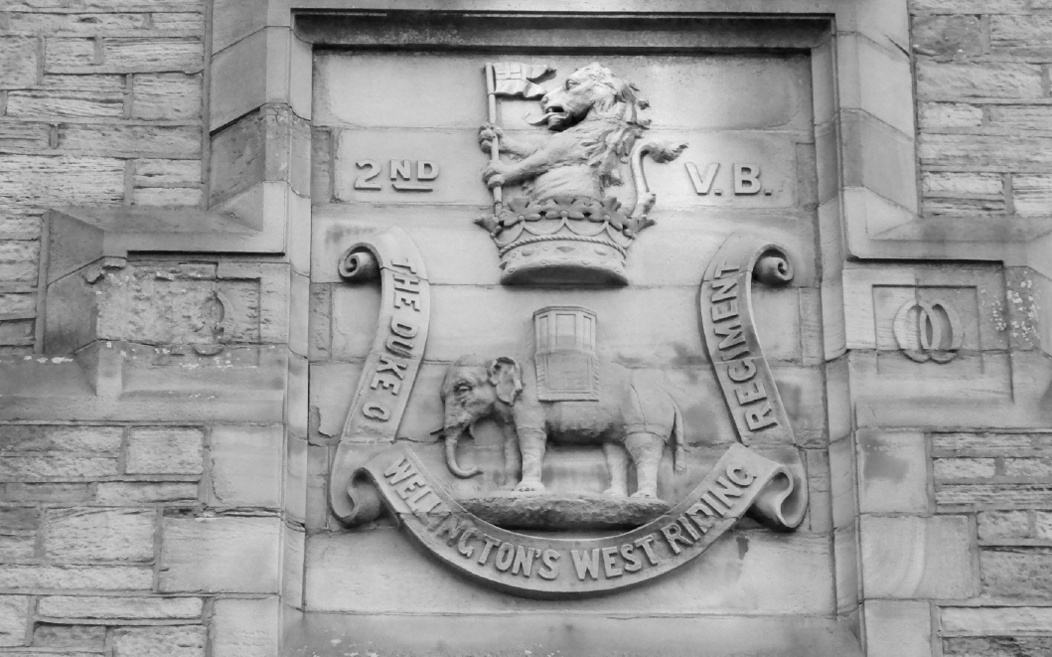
[439, 355, 685, 499]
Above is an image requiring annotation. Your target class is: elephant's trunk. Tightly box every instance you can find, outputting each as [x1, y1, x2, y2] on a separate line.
[443, 426, 481, 479]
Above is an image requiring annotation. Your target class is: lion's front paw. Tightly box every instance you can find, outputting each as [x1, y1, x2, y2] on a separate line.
[630, 489, 657, 500]
[514, 479, 545, 494]
[481, 162, 510, 189]
[478, 123, 504, 152]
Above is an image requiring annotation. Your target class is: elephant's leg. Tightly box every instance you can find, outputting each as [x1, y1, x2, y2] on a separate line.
[500, 424, 522, 490]
[602, 443, 629, 497]
[515, 427, 547, 493]
[625, 432, 664, 499]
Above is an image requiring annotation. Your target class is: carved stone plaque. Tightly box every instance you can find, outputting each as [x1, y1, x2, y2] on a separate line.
[311, 28, 828, 632]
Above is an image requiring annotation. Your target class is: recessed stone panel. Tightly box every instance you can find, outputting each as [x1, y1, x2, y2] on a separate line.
[308, 19, 832, 642]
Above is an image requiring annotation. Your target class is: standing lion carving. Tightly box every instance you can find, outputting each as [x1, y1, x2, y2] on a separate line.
[477, 63, 685, 236]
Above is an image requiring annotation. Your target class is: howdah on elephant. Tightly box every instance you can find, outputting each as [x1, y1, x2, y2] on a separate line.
[439, 355, 685, 499]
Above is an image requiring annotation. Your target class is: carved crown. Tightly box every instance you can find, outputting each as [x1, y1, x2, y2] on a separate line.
[478, 195, 641, 286]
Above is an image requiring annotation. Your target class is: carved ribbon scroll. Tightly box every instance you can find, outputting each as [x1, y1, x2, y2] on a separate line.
[328, 227, 431, 524]
[699, 233, 807, 529]
[350, 442, 796, 597]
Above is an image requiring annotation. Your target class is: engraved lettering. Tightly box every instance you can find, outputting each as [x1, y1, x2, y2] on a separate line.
[538, 549, 560, 580]
[477, 535, 500, 565]
[425, 503, 449, 523]
[710, 276, 738, 303]
[734, 380, 767, 405]
[383, 457, 414, 483]
[392, 273, 420, 292]
[363, 403, 390, 421]
[601, 546, 623, 578]
[390, 318, 418, 338]
[720, 343, 751, 361]
[370, 373, 401, 396]
[702, 492, 729, 517]
[711, 298, 739, 322]
[457, 528, 478, 558]
[727, 357, 757, 383]
[376, 355, 408, 380]
[745, 402, 778, 431]
[354, 160, 382, 190]
[410, 492, 442, 514]
[417, 160, 439, 181]
[686, 162, 719, 195]
[713, 262, 739, 279]
[661, 521, 693, 555]
[679, 515, 702, 541]
[684, 501, 716, 534]
[391, 159, 413, 181]
[386, 336, 414, 358]
[711, 475, 745, 509]
[426, 511, 452, 532]
[407, 485, 432, 507]
[727, 465, 755, 487]
[394, 474, 424, 499]
[494, 542, 515, 572]
[571, 548, 601, 580]
[389, 258, 417, 275]
[620, 544, 642, 573]
[433, 514, 467, 545]
[511, 546, 538, 577]
[734, 164, 761, 195]
[633, 535, 659, 566]
[393, 291, 421, 311]
[714, 318, 745, 351]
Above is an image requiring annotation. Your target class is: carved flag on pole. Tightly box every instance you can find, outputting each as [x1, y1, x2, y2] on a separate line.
[491, 62, 553, 99]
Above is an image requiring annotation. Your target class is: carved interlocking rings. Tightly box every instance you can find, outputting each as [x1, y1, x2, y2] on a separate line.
[893, 299, 963, 363]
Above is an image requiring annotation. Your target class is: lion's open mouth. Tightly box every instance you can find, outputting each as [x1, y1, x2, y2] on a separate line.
[528, 104, 570, 128]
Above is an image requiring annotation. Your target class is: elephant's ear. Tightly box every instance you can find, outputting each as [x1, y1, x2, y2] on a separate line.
[487, 357, 523, 404]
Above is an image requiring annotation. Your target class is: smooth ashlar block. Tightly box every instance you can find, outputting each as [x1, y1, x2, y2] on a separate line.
[313, 51, 813, 132]
[863, 600, 932, 657]
[305, 528, 834, 615]
[159, 516, 281, 593]
[857, 430, 931, 514]
[860, 515, 978, 599]
[213, 597, 280, 657]
[209, 425, 283, 508]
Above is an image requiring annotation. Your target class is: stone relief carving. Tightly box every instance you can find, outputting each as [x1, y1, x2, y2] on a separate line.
[327, 223, 810, 597]
[893, 298, 962, 363]
[324, 60, 810, 598]
[475, 62, 686, 285]
[437, 341, 686, 500]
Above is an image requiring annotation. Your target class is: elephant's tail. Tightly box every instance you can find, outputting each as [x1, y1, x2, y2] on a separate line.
[672, 400, 686, 473]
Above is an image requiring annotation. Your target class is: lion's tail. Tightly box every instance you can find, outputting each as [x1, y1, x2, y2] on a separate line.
[628, 140, 688, 226]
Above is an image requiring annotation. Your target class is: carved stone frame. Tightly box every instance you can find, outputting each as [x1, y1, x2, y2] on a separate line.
[18, 1, 1051, 655]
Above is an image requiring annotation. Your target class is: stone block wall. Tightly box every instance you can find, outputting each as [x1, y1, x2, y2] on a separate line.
[0, 0, 206, 355]
[0, 1, 1051, 656]
[905, 1, 1052, 653]
[0, 423, 284, 654]
[914, 0, 1052, 233]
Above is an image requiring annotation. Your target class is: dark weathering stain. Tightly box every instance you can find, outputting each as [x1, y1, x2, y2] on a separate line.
[736, 533, 749, 560]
